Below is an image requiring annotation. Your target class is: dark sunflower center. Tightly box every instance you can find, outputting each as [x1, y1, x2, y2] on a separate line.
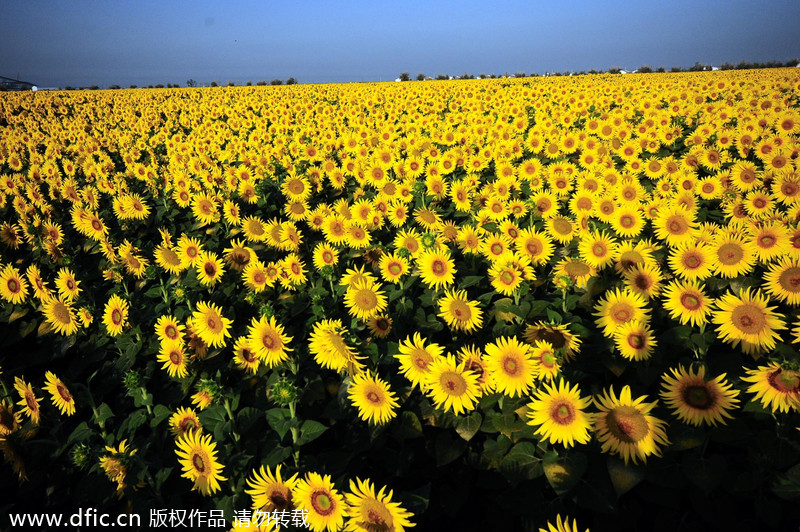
[191, 453, 206, 473]
[606, 405, 649, 444]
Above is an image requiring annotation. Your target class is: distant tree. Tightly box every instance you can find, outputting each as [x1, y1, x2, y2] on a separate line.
[478, 73, 488, 79]
[270, 79, 283, 85]
[108, 84, 120, 90]
[65, 86, 75, 90]
[588, 69, 598, 75]
[435, 74, 448, 80]
[416, 72, 425, 81]
[286, 77, 297, 85]
[638, 65, 652, 73]
[155, 84, 164, 88]
[719, 62, 734, 70]
[608, 67, 621, 74]
[226, 81, 235, 86]
[736, 61, 751, 70]
[210, 81, 219, 87]
[460, 72, 474, 79]
[399, 72, 410, 81]
[576, 71, 586, 76]
[656, 66, 666, 73]
[256, 80, 267, 86]
[147, 85, 154, 89]
[514, 72, 526, 78]
[129, 85, 137, 89]
[688, 62, 706, 72]
[670, 66, 682, 72]
[186, 79, 197, 87]
[89, 85, 99, 90]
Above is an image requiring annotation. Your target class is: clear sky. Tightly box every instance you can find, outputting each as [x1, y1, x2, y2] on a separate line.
[1, 0, 799, 88]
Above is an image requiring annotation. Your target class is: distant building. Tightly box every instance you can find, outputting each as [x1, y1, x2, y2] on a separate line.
[0, 75, 36, 91]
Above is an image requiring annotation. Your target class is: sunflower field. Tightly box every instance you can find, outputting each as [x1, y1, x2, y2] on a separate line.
[1, 69, 800, 531]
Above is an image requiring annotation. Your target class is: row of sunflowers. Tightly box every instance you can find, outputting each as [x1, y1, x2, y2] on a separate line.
[1, 69, 800, 530]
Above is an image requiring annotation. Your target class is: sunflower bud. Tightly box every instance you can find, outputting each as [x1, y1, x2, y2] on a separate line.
[268, 379, 299, 406]
[123, 370, 141, 392]
[71, 443, 91, 468]
[259, 302, 275, 319]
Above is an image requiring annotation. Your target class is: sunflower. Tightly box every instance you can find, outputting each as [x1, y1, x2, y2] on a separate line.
[539, 514, 588, 532]
[231, 336, 260, 374]
[660, 365, 740, 426]
[545, 216, 576, 244]
[313, 243, 339, 272]
[26, 264, 51, 301]
[246, 465, 299, 513]
[613, 321, 657, 361]
[653, 205, 698, 247]
[14, 377, 41, 425]
[55, 267, 81, 302]
[195, 251, 225, 287]
[741, 362, 800, 413]
[366, 315, 393, 338]
[247, 315, 293, 367]
[242, 260, 272, 293]
[592, 385, 669, 465]
[348, 373, 399, 425]
[622, 262, 663, 299]
[437, 289, 483, 333]
[423, 354, 481, 415]
[579, 230, 617, 270]
[294, 472, 347, 532]
[157, 340, 189, 378]
[154, 243, 185, 274]
[309, 319, 363, 374]
[484, 336, 536, 398]
[593, 288, 649, 338]
[99, 439, 136, 493]
[395, 333, 445, 390]
[43, 371, 75, 416]
[749, 221, 790, 262]
[527, 379, 592, 447]
[711, 231, 756, 278]
[344, 279, 387, 320]
[0, 265, 28, 305]
[102, 294, 129, 336]
[530, 340, 560, 381]
[515, 227, 555, 265]
[378, 252, 410, 284]
[661, 279, 714, 327]
[416, 249, 456, 290]
[523, 322, 582, 362]
[344, 478, 415, 532]
[763, 257, 800, 306]
[176, 235, 205, 267]
[489, 260, 524, 295]
[191, 301, 232, 349]
[42, 296, 80, 336]
[175, 431, 226, 496]
[667, 241, 714, 281]
[169, 406, 203, 437]
[712, 288, 786, 356]
[155, 314, 185, 344]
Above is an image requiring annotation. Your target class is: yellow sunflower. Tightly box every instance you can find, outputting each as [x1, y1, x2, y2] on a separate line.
[42, 296, 79, 336]
[294, 472, 347, 532]
[763, 257, 800, 306]
[0, 265, 28, 305]
[247, 315, 293, 367]
[309, 319, 363, 374]
[660, 365, 740, 426]
[437, 289, 483, 333]
[347, 373, 399, 425]
[593, 288, 650, 338]
[395, 333, 445, 390]
[592, 385, 669, 465]
[416, 249, 456, 290]
[169, 406, 203, 438]
[526, 379, 592, 447]
[157, 340, 189, 378]
[175, 431, 226, 496]
[344, 478, 415, 532]
[539, 514, 589, 532]
[344, 279, 387, 320]
[484, 336, 536, 398]
[43, 371, 76, 416]
[246, 465, 299, 513]
[741, 362, 800, 413]
[712, 288, 786, 356]
[423, 354, 481, 415]
[613, 320, 657, 361]
[14, 376, 41, 425]
[191, 301, 233, 349]
[102, 294, 129, 336]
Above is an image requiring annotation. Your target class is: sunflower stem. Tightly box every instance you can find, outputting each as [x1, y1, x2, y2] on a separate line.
[288, 400, 300, 468]
[140, 388, 153, 415]
[224, 397, 241, 447]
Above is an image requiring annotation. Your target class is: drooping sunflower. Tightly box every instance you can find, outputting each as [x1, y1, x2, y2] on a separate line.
[395, 333, 445, 390]
[293, 472, 347, 532]
[592, 385, 669, 465]
[527, 379, 592, 447]
[613, 320, 657, 361]
[42, 296, 80, 336]
[169, 406, 203, 438]
[552, 258, 596, 289]
[593, 288, 650, 338]
[175, 431, 226, 496]
[99, 439, 136, 493]
[102, 294, 129, 337]
[14, 376, 41, 425]
[660, 365, 740, 426]
[423, 354, 481, 415]
[246, 465, 299, 513]
[344, 478, 415, 532]
[0, 265, 28, 305]
[763, 257, 800, 306]
[344, 279, 387, 321]
[437, 289, 483, 333]
[247, 315, 293, 367]
[416, 249, 456, 290]
[712, 288, 786, 356]
[741, 362, 800, 413]
[661, 279, 714, 327]
[347, 373, 399, 425]
[190, 301, 232, 349]
[484, 336, 536, 398]
[309, 319, 363, 374]
[523, 321, 582, 362]
[43, 371, 76, 416]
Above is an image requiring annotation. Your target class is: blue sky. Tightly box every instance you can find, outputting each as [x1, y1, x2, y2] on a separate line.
[1, 0, 799, 87]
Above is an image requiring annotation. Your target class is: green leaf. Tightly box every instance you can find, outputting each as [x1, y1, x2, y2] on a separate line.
[392, 411, 423, 440]
[454, 412, 482, 441]
[682, 454, 726, 493]
[154, 467, 173, 490]
[265, 408, 293, 441]
[499, 441, 543, 482]
[123, 409, 148, 433]
[67, 422, 93, 445]
[435, 431, 466, 466]
[94, 403, 114, 425]
[152, 404, 172, 427]
[772, 464, 800, 500]
[296, 420, 327, 446]
[543, 451, 588, 495]
[459, 275, 484, 289]
[607, 456, 645, 497]
[545, 308, 563, 323]
[482, 436, 512, 468]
